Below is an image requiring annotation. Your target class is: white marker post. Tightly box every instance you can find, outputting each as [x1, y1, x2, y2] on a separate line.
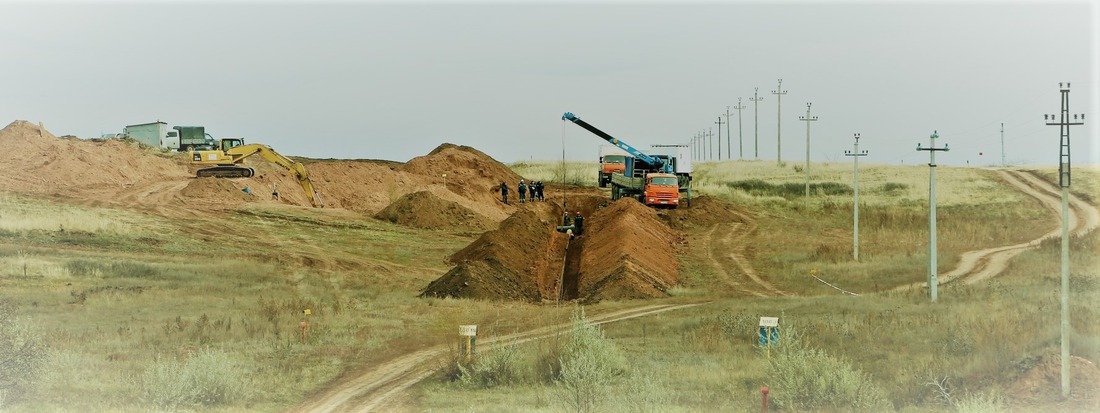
[459, 325, 478, 362]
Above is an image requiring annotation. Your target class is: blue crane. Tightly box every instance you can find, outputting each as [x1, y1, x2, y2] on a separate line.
[562, 112, 672, 174]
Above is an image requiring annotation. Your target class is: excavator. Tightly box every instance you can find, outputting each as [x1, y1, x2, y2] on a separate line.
[190, 138, 325, 208]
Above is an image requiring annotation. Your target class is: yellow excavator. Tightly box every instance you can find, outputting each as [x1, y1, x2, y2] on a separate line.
[190, 138, 324, 208]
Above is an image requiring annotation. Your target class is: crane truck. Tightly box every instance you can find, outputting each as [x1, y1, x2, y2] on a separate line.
[190, 138, 325, 208]
[562, 112, 690, 207]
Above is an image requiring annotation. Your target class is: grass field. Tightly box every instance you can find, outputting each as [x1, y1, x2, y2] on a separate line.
[1, 163, 1097, 412]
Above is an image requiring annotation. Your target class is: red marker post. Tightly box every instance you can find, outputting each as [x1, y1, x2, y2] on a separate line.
[761, 386, 769, 413]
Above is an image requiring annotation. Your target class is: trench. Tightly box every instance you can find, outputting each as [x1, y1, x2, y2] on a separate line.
[560, 237, 583, 301]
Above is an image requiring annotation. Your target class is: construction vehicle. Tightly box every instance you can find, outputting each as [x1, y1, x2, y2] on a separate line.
[598, 145, 630, 188]
[562, 112, 690, 207]
[171, 126, 217, 151]
[190, 138, 324, 208]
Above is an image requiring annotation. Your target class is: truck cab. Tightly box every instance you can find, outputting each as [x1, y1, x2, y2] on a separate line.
[643, 173, 681, 206]
[598, 145, 632, 187]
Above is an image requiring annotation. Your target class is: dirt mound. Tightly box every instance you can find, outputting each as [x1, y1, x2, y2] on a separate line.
[1007, 353, 1100, 410]
[421, 209, 560, 300]
[576, 198, 682, 302]
[0, 120, 189, 197]
[660, 195, 746, 229]
[423, 195, 684, 302]
[375, 191, 491, 231]
[180, 178, 257, 203]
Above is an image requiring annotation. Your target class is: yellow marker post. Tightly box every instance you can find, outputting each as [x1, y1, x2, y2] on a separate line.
[459, 325, 477, 362]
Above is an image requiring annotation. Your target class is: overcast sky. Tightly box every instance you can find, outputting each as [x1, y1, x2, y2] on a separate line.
[1, 1, 1096, 167]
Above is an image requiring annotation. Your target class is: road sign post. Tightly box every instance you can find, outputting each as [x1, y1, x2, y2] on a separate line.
[459, 325, 478, 362]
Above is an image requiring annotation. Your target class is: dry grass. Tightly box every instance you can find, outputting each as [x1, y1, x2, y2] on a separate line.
[1, 162, 1097, 412]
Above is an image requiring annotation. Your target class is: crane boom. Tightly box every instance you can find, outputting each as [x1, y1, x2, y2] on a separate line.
[562, 112, 671, 173]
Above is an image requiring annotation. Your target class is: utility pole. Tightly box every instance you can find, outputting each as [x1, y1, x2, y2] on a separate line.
[845, 133, 868, 261]
[772, 79, 788, 165]
[734, 98, 746, 160]
[724, 106, 733, 161]
[708, 128, 714, 161]
[1000, 123, 1006, 167]
[715, 116, 725, 161]
[1045, 82, 1084, 398]
[917, 131, 949, 302]
[799, 102, 818, 197]
[750, 88, 763, 160]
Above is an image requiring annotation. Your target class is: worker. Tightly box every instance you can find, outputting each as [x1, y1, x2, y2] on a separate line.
[536, 181, 544, 201]
[562, 211, 572, 226]
[500, 182, 509, 204]
[528, 181, 535, 201]
[518, 180, 527, 203]
[574, 211, 584, 237]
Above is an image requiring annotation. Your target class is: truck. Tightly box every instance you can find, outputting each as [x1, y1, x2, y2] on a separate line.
[122, 122, 216, 151]
[190, 137, 324, 208]
[167, 126, 216, 151]
[562, 112, 690, 207]
[123, 122, 179, 148]
[598, 145, 631, 188]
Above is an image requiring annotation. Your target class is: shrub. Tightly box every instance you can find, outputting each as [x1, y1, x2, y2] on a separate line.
[65, 259, 102, 277]
[140, 348, 248, 410]
[455, 338, 524, 388]
[556, 308, 626, 413]
[765, 325, 890, 411]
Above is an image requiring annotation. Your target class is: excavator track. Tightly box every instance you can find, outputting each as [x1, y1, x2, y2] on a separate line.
[196, 166, 255, 178]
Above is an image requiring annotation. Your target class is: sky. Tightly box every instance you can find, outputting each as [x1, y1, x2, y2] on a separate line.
[1, 0, 1096, 168]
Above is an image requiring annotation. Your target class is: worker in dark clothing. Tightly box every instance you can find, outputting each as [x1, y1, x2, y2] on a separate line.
[528, 181, 535, 201]
[518, 180, 527, 203]
[500, 182, 509, 204]
[536, 181, 544, 201]
[574, 211, 584, 237]
[562, 211, 572, 226]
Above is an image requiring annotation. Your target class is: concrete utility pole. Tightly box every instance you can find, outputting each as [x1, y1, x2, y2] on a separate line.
[708, 128, 714, 161]
[715, 116, 725, 161]
[917, 131, 949, 302]
[799, 102, 818, 197]
[1000, 123, 1006, 167]
[845, 133, 868, 261]
[1045, 82, 1084, 398]
[724, 106, 733, 161]
[734, 98, 746, 160]
[750, 87, 763, 160]
[772, 79, 788, 165]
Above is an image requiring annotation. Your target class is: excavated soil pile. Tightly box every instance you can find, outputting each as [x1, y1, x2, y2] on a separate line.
[576, 198, 682, 302]
[306, 143, 521, 224]
[420, 209, 559, 301]
[0, 120, 189, 197]
[660, 195, 745, 229]
[180, 178, 256, 203]
[374, 191, 491, 231]
[1007, 353, 1100, 410]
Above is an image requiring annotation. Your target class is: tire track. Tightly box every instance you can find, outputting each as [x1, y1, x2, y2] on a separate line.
[899, 169, 1098, 289]
[289, 302, 706, 413]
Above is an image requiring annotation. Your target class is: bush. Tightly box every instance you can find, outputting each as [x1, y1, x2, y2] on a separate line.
[765, 325, 890, 411]
[140, 348, 248, 410]
[556, 308, 626, 413]
[0, 300, 46, 405]
[455, 338, 524, 388]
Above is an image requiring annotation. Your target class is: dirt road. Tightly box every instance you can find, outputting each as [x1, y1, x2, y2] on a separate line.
[699, 207, 789, 297]
[289, 302, 705, 413]
[901, 169, 1099, 289]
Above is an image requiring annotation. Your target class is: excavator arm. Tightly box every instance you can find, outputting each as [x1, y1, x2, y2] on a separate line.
[192, 142, 325, 208]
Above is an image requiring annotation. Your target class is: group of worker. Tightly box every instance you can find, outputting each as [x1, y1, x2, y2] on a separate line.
[563, 211, 584, 239]
[500, 179, 545, 204]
